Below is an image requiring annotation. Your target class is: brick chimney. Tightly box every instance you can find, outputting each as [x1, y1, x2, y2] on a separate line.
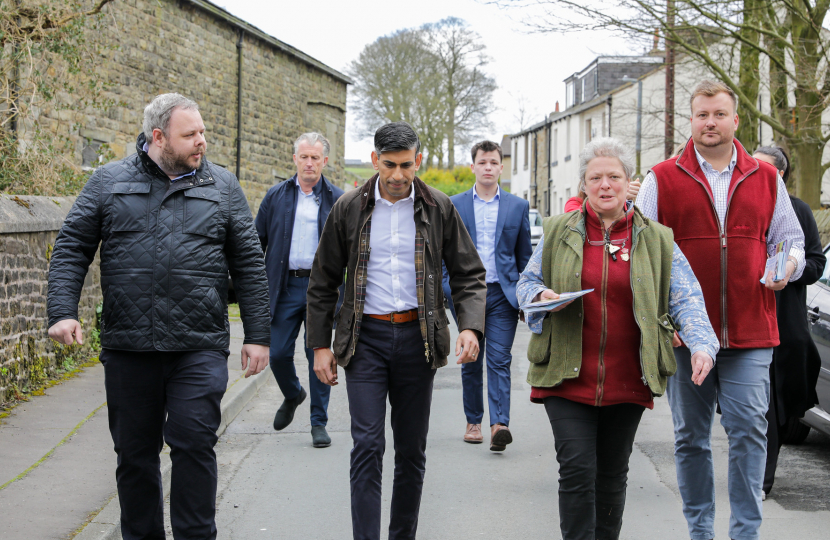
[555, 101, 560, 112]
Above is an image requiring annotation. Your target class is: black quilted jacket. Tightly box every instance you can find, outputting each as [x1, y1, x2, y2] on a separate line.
[47, 134, 271, 351]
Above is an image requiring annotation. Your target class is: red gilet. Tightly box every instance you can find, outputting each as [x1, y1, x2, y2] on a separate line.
[650, 139, 779, 349]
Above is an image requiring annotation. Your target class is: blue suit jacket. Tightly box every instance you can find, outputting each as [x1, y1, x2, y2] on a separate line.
[443, 186, 532, 310]
[255, 174, 344, 319]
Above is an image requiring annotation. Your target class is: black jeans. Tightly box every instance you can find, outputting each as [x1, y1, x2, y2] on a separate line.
[544, 396, 645, 540]
[101, 348, 229, 540]
[344, 317, 436, 540]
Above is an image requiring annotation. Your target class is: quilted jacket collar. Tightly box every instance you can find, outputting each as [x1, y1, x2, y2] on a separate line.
[359, 174, 437, 211]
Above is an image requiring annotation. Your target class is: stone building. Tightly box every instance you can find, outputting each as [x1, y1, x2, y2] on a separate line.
[46, 0, 350, 214]
[1, 0, 349, 403]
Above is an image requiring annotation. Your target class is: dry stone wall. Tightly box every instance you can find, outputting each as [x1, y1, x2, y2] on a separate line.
[0, 196, 101, 404]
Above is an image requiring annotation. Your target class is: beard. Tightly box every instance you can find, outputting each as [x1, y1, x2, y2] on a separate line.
[159, 141, 205, 176]
[697, 130, 726, 148]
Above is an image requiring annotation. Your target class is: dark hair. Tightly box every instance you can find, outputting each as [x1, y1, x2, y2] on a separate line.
[471, 140, 503, 162]
[755, 146, 791, 185]
[374, 122, 420, 156]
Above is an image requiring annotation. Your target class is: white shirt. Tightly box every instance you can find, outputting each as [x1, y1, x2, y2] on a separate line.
[473, 185, 500, 283]
[637, 143, 805, 280]
[363, 181, 419, 314]
[288, 178, 320, 270]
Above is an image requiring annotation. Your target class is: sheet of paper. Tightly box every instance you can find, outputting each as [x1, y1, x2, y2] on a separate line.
[521, 289, 594, 313]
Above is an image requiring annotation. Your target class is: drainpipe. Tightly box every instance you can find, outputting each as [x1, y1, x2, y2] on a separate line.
[635, 79, 643, 177]
[546, 118, 552, 216]
[236, 30, 244, 178]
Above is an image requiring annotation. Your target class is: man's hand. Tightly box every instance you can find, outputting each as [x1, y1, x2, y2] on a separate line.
[240, 344, 269, 378]
[455, 329, 479, 365]
[764, 259, 795, 291]
[314, 347, 338, 386]
[690, 351, 714, 386]
[48, 319, 84, 346]
[627, 179, 642, 201]
[535, 289, 573, 313]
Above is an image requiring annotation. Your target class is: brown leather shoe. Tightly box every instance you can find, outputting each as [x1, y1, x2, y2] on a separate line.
[490, 424, 513, 452]
[464, 423, 483, 444]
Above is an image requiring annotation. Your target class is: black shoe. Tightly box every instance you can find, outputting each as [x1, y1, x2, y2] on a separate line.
[311, 425, 331, 448]
[273, 387, 307, 431]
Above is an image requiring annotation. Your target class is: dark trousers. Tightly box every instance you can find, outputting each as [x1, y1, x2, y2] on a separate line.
[544, 396, 645, 540]
[270, 275, 330, 426]
[344, 317, 436, 540]
[460, 283, 518, 426]
[101, 348, 229, 540]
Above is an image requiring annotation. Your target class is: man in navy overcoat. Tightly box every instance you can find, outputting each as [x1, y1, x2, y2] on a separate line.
[255, 132, 343, 448]
[443, 139, 532, 451]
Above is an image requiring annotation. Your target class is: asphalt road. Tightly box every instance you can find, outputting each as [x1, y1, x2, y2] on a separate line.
[154, 313, 830, 539]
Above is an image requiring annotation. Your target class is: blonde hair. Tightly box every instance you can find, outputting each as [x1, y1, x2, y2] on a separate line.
[690, 80, 737, 113]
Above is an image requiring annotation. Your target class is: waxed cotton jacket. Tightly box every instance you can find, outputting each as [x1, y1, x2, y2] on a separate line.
[47, 133, 271, 351]
[306, 175, 486, 368]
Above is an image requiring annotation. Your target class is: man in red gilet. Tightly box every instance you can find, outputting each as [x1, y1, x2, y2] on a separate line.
[637, 80, 805, 540]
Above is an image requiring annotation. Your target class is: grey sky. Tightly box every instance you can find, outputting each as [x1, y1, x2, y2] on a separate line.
[219, 0, 631, 163]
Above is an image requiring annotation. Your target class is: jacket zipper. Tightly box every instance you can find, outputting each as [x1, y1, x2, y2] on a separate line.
[627, 230, 648, 386]
[596, 233, 609, 406]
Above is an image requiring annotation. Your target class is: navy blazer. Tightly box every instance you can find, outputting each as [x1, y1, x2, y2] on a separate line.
[443, 186, 532, 310]
[255, 174, 344, 319]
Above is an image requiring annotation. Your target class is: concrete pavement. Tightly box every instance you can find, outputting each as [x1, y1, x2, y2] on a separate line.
[200, 314, 829, 539]
[0, 321, 267, 540]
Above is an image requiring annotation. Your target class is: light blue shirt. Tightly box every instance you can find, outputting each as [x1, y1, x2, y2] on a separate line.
[516, 233, 719, 362]
[473, 185, 500, 284]
[288, 179, 320, 270]
[364, 181, 419, 314]
[141, 142, 196, 182]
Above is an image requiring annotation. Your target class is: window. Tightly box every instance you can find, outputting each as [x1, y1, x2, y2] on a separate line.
[82, 139, 106, 169]
[602, 111, 607, 137]
[566, 188, 571, 200]
[566, 82, 575, 108]
[553, 129, 558, 161]
[586, 119, 593, 143]
[523, 134, 529, 169]
[544, 190, 549, 216]
[565, 118, 571, 160]
[559, 197, 564, 215]
[513, 141, 518, 173]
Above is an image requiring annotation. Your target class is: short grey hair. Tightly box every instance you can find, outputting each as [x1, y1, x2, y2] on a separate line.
[294, 132, 331, 157]
[143, 93, 199, 141]
[577, 137, 635, 193]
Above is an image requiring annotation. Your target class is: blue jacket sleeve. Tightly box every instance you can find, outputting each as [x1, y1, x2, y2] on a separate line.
[668, 243, 719, 361]
[516, 235, 548, 334]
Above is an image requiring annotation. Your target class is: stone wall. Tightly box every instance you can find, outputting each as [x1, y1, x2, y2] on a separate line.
[0, 196, 102, 405]
[36, 0, 349, 216]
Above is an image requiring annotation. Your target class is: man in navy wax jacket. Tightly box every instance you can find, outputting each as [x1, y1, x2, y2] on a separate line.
[443, 139, 532, 451]
[255, 132, 344, 448]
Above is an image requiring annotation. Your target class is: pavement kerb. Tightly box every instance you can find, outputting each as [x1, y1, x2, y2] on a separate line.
[73, 368, 270, 540]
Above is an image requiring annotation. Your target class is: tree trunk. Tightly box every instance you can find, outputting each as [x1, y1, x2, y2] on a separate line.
[735, 0, 760, 152]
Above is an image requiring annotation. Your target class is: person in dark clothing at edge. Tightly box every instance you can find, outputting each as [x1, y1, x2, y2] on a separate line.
[46, 93, 271, 540]
[255, 132, 344, 448]
[752, 146, 826, 498]
[306, 122, 487, 540]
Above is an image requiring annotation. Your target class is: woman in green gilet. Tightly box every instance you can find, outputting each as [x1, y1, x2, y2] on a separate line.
[516, 137, 718, 540]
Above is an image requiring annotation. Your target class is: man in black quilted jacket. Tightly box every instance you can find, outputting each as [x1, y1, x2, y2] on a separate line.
[47, 93, 270, 540]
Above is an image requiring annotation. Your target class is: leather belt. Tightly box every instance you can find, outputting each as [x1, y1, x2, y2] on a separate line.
[288, 269, 311, 278]
[366, 309, 419, 324]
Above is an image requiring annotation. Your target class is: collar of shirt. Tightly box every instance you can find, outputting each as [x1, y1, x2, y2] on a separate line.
[693, 143, 737, 176]
[374, 179, 415, 206]
[473, 185, 500, 203]
[295, 176, 322, 200]
[142, 142, 197, 182]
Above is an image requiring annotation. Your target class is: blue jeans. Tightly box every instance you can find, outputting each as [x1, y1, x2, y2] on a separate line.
[667, 347, 772, 540]
[269, 275, 330, 426]
[456, 283, 518, 426]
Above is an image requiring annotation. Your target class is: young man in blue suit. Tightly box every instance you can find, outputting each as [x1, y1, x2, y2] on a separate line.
[255, 133, 344, 448]
[443, 139, 532, 451]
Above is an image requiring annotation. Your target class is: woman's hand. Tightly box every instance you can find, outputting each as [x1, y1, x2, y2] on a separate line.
[534, 289, 573, 313]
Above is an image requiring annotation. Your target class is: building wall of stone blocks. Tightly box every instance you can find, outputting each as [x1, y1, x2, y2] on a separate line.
[34, 0, 348, 217]
[0, 197, 102, 405]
